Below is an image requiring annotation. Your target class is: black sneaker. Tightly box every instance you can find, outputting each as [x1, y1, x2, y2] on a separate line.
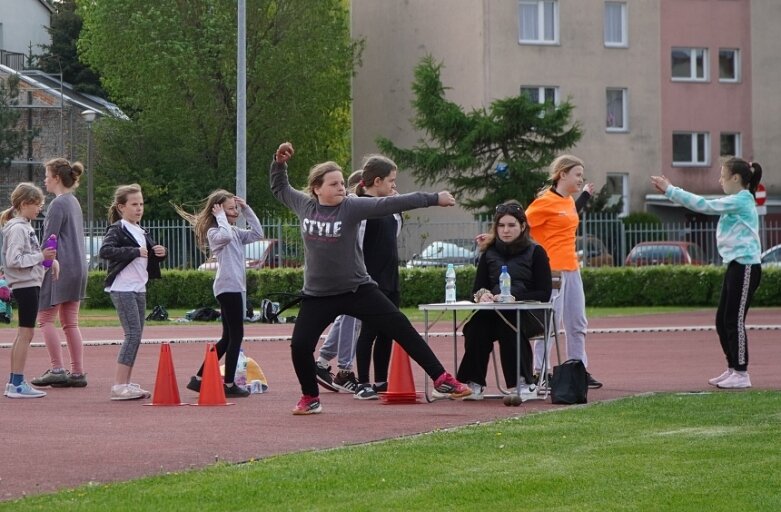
[586, 372, 603, 389]
[224, 383, 250, 397]
[333, 370, 359, 393]
[354, 383, 379, 400]
[372, 382, 388, 394]
[186, 376, 201, 393]
[316, 362, 339, 392]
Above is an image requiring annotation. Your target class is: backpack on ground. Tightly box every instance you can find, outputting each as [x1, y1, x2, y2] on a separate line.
[185, 307, 221, 322]
[550, 359, 588, 405]
[145, 305, 169, 321]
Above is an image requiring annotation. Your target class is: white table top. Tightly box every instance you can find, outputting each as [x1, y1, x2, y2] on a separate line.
[419, 301, 553, 311]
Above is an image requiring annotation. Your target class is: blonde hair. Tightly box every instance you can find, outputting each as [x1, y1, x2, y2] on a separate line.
[108, 184, 143, 223]
[45, 157, 85, 189]
[537, 154, 584, 196]
[174, 189, 235, 252]
[0, 182, 44, 225]
[305, 161, 343, 199]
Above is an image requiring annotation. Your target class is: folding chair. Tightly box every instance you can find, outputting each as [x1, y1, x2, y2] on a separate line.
[490, 270, 563, 397]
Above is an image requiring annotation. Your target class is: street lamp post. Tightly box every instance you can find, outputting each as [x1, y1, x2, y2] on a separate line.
[81, 109, 97, 264]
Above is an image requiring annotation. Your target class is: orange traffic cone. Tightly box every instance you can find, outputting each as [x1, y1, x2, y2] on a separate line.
[380, 342, 420, 404]
[146, 343, 185, 406]
[196, 343, 233, 406]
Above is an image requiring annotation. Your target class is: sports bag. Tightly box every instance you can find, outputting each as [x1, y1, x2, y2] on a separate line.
[550, 359, 588, 404]
[145, 305, 169, 321]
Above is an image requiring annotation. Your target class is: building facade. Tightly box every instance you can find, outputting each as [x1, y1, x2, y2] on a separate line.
[351, 0, 780, 224]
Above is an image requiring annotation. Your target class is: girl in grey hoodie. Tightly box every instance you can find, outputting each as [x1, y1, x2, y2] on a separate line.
[1, 183, 57, 398]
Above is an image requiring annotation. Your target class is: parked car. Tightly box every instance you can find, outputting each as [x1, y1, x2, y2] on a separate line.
[760, 244, 781, 268]
[625, 241, 707, 266]
[576, 235, 614, 267]
[198, 239, 278, 271]
[84, 235, 105, 270]
[405, 238, 478, 268]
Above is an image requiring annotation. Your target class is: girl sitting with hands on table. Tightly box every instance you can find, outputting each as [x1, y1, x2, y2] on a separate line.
[455, 201, 552, 401]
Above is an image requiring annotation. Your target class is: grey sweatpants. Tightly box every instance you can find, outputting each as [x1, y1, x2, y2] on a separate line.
[534, 269, 589, 370]
[110, 291, 146, 367]
[318, 314, 361, 370]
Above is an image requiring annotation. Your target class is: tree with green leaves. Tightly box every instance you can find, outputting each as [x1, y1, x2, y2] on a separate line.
[377, 56, 582, 215]
[77, 0, 360, 219]
[0, 75, 25, 168]
[37, 0, 106, 98]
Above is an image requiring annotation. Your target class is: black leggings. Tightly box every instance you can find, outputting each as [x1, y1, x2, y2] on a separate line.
[292, 284, 446, 397]
[456, 310, 534, 388]
[354, 289, 398, 384]
[197, 292, 244, 384]
[715, 262, 761, 372]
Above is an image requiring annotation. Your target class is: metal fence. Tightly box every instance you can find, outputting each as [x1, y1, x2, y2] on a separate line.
[6, 214, 777, 270]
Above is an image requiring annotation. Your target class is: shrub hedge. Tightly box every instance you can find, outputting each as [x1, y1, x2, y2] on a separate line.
[82, 265, 781, 309]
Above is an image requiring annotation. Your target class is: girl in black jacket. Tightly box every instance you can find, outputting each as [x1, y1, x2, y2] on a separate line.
[99, 184, 167, 401]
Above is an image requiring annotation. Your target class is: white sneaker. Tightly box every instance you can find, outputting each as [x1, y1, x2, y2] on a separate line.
[519, 383, 542, 401]
[708, 369, 733, 386]
[128, 383, 152, 398]
[717, 372, 751, 389]
[462, 382, 484, 401]
[5, 381, 47, 399]
[110, 384, 146, 401]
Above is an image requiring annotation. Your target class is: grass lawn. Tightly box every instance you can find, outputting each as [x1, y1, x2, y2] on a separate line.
[3, 391, 779, 511]
[0, 306, 713, 329]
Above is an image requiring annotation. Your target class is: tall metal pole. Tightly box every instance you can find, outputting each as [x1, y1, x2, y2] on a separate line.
[236, 0, 247, 203]
[86, 121, 94, 262]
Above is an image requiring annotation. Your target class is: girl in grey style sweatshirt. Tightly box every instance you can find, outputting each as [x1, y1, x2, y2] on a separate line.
[270, 142, 471, 415]
[1, 183, 57, 398]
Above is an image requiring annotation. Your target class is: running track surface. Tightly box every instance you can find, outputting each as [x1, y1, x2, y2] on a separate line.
[1, 308, 779, 501]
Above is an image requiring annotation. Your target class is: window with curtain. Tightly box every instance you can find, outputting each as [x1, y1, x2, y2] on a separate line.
[518, 0, 558, 44]
[604, 2, 627, 47]
[606, 88, 627, 131]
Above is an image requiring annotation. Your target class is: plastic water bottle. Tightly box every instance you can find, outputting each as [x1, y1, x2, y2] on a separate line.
[445, 264, 456, 303]
[235, 349, 248, 389]
[42, 234, 57, 268]
[499, 265, 511, 302]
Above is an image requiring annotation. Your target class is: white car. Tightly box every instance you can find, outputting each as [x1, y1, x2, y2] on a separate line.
[760, 244, 781, 268]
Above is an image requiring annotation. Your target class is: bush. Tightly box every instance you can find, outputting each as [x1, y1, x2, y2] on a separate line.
[82, 265, 781, 309]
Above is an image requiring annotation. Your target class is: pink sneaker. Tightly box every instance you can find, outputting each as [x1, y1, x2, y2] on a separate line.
[292, 394, 323, 415]
[433, 373, 472, 399]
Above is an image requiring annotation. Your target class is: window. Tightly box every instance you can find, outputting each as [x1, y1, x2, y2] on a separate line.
[719, 49, 740, 82]
[671, 48, 708, 81]
[604, 2, 627, 47]
[519, 1, 558, 44]
[720, 133, 741, 157]
[673, 132, 709, 166]
[521, 86, 559, 105]
[606, 88, 627, 131]
[606, 173, 629, 215]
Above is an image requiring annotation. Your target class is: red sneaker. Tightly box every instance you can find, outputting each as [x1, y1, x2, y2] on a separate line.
[433, 373, 472, 399]
[292, 394, 323, 415]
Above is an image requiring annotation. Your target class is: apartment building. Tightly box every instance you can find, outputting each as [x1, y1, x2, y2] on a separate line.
[351, 0, 780, 223]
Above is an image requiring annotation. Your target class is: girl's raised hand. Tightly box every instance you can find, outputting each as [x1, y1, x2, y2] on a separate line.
[650, 175, 671, 193]
[275, 142, 294, 164]
[234, 197, 246, 209]
[437, 191, 456, 207]
[212, 203, 224, 217]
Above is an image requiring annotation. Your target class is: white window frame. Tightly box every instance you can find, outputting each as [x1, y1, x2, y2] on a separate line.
[718, 48, 740, 83]
[518, 0, 559, 45]
[606, 88, 628, 132]
[604, 2, 627, 48]
[720, 132, 742, 158]
[606, 173, 629, 216]
[671, 48, 708, 82]
[672, 132, 710, 166]
[521, 86, 560, 105]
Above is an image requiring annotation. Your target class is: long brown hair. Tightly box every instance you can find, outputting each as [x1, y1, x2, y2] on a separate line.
[45, 158, 84, 189]
[723, 157, 763, 196]
[174, 189, 235, 252]
[0, 183, 44, 225]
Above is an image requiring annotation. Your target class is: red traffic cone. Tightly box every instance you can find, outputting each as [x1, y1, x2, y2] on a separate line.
[196, 343, 233, 406]
[380, 342, 420, 404]
[145, 343, 185, 406]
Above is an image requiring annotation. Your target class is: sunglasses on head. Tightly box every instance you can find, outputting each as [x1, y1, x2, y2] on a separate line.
[495, 204, 523, 215]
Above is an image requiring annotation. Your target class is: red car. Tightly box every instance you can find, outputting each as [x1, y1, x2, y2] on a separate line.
[624, 241, 707, 266]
